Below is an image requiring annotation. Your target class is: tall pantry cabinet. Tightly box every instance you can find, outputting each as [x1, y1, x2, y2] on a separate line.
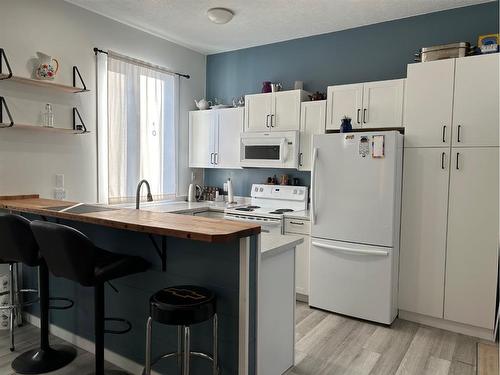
[399, 54, 499, 336]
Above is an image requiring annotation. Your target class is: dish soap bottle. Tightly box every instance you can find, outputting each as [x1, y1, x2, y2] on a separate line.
[42, 103, 54, 128]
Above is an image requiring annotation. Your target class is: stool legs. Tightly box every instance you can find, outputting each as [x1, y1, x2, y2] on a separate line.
[9, 263, 15, 352]
[11, 261, 77, 374]
[182, 326, 190, 375]
[95, 284, 105, 375]
[213, 314, 218, 375]
[144, 314, 218, 375]
[144, 317, 153, 375]
[177, 326, 182, 374]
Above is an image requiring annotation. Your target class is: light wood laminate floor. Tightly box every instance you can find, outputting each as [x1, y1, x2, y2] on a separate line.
[0, 304, 496, 374]
[289, 302, 493, 375]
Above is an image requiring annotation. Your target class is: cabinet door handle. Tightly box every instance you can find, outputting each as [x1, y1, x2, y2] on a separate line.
[299, 152, 303, 166]
[456, 152, 460, 170]
[441, 152, 446, 170]
[363, 109, 367, 124]
[442, 125, 447, 143]
[289, 221, 304, 226]
[457, 125, 461, 143]
[210, 152, 214, 164]
[270, 114, 275, 127]
[214, 153, 218, 165]
[266, 114, 270, 128]
[356, 109, 361, 124]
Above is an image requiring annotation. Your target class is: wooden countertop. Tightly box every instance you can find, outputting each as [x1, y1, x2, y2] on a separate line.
[0, 195, 261, 243]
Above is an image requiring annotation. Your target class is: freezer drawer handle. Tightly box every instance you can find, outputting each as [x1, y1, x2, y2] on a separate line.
[312, 242, 389, 256]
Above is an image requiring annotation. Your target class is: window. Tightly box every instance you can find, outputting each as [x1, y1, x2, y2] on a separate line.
[98, 53, 177, 204]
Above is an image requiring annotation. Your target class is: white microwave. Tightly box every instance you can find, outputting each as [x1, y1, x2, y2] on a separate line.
[240, 131, 299, 168]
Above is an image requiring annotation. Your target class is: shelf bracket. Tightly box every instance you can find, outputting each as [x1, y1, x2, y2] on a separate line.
[148, 234, 167, 272]
[0, 49, 13, 79]
[0, 96, 14, 127]
[72, 66, 87, 92]
[72, 107, 87, 133]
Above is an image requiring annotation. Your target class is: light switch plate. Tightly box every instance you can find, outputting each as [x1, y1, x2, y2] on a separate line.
[55, 174, 64, 189]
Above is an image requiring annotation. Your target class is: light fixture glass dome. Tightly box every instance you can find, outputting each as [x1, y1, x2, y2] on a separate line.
[207, 8, 234, 24]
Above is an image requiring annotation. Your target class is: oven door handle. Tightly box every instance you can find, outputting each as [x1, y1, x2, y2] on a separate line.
[224, 215, 282, 225]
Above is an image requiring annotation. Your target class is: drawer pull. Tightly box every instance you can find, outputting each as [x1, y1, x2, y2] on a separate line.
[289, 221, 304, 225]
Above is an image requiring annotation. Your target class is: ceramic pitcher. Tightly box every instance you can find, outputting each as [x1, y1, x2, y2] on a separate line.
[35, 52, 59, 80]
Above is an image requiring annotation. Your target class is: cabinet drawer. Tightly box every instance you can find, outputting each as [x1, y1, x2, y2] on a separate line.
[284, 218, 310, 235]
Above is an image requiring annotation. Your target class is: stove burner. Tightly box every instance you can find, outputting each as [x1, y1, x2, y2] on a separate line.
[273, 209, 294, 213]
[247, 205, 260, 209]
[236, 207, 254, 212]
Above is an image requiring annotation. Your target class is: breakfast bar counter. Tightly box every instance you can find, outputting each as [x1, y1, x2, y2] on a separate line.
[0, 195, 262, 375]
[0, 195, 260, 242]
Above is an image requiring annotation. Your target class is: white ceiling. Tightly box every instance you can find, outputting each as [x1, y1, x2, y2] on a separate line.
[65, 0, 492, 54]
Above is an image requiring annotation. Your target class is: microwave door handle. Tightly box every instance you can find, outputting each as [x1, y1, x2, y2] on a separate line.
[311, 148, 318, 225]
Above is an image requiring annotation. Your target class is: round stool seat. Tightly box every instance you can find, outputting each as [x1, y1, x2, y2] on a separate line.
[150, 285, 216, 326]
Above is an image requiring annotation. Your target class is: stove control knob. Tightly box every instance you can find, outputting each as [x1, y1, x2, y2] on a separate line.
[259, 187, 264, 192]
[293, 189, 297, 194]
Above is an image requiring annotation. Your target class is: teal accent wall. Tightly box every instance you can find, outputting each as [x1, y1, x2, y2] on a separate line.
[204, 2, 499, 196]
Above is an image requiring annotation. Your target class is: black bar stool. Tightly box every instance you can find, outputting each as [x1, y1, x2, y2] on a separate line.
[144, 285, 218, 375]
[30, 220, 150, 375]
[0, 213, 77, 374]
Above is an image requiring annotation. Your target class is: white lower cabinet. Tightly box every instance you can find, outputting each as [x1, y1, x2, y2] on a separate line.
[400, 146, 499, 331]
[444, 147, 499, 329]
[284, 218, 311, 299]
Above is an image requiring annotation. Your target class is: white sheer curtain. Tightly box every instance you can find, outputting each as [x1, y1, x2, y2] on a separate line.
[97, 51, 177, 204]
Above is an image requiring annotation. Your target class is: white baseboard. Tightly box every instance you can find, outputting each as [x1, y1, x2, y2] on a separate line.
[24, 313, 162, 375]
[295, 293, 308, 303]
[399, 310, 495, 341]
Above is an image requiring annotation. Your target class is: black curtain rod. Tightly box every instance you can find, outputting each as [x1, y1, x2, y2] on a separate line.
[93, 47, 190, 79]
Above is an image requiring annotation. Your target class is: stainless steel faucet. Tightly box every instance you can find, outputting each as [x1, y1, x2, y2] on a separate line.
[136, 179, 153, 209]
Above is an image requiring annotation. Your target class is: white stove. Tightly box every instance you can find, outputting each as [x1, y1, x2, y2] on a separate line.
[224, 184, 308, 234]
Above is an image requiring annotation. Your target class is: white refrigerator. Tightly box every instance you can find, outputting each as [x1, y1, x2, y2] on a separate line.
[309, 131, 403, 324]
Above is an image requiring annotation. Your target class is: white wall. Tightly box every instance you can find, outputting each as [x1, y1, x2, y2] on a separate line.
[0, 0, 206, 202]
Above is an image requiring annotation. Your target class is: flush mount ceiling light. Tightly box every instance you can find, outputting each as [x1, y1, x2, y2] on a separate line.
[207, 7, 234, 24]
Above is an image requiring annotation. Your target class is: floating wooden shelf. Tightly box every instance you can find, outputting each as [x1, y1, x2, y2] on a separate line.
[0, 73, 89, 93]
[0, 123, 89, 134]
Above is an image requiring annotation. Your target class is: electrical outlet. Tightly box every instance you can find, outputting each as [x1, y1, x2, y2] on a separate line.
[54, 188, 66, 200]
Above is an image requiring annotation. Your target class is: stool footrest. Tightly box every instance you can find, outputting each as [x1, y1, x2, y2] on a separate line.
[49, 297, 74, 310]
[145, 351, 218, 375]
[104, 317, 132, 335]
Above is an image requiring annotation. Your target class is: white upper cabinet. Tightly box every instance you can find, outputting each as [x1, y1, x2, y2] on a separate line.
[245, 90, 307, 132]
[362, 79, 405, 128]
[245, 93, 272, 132]
[216, 107, 244, 168]
[452, 54, 499, 147]
[404, 59, 455, 148]
[299, 100, 326, 171]
[444, 147, 499, 329]
[272, 90, 303, 131]
[326, 83, 363, 130]
[399, 147, 450, 318]
[326, 79, 405, 130]
[189, 107, 243, 169]
[189, 110, 215, 168]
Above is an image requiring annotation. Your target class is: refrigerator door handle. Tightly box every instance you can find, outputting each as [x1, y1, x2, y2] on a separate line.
[311, 147, 318, 224]
[312, 241, 389, 256]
